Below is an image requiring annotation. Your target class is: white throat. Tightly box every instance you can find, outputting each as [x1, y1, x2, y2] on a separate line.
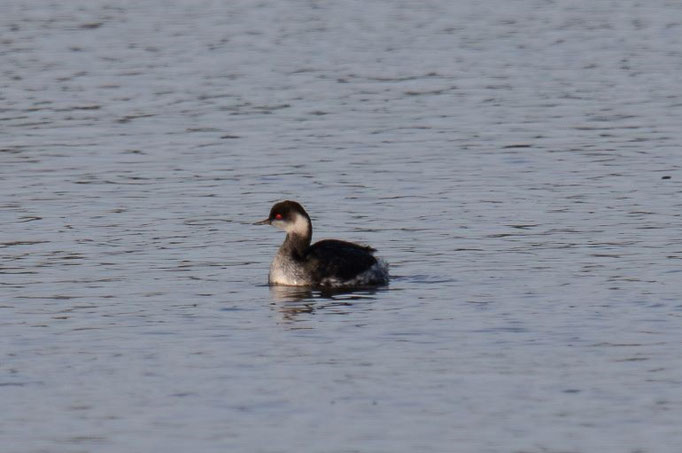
[286, 212, 310, 235]
[273, 212, 310, 236]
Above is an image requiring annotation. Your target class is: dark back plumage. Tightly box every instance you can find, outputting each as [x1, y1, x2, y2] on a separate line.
[305, 239, 378, 282]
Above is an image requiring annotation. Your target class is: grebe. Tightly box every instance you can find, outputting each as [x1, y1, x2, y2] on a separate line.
[254, 200, 389, 287]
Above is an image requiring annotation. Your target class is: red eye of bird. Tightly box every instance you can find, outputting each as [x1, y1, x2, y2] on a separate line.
[274, 213, 283, 220]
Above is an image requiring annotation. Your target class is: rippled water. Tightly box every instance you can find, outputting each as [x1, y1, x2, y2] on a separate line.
[2, 1, 682, 452]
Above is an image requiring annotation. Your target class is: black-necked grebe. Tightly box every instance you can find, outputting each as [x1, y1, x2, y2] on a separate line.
[254, 200, 389, 287]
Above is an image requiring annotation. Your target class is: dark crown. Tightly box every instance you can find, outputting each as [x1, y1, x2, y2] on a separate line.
[269, 200, 310, 222]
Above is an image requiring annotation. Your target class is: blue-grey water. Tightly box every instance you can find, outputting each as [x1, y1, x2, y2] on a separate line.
[2, 1, 682, 452]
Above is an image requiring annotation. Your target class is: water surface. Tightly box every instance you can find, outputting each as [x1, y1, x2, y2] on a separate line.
[2, 1, 682, 452]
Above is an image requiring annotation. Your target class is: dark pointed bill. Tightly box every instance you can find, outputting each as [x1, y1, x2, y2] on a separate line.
[253, 218, 271, 225]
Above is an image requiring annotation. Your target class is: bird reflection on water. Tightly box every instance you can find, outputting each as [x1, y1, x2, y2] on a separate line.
[268, 285, 385, 323]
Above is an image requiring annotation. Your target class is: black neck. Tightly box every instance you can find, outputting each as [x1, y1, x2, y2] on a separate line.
[282, 231, 311, 259]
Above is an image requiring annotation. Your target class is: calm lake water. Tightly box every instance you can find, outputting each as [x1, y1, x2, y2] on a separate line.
[2, 1, 682, 452]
